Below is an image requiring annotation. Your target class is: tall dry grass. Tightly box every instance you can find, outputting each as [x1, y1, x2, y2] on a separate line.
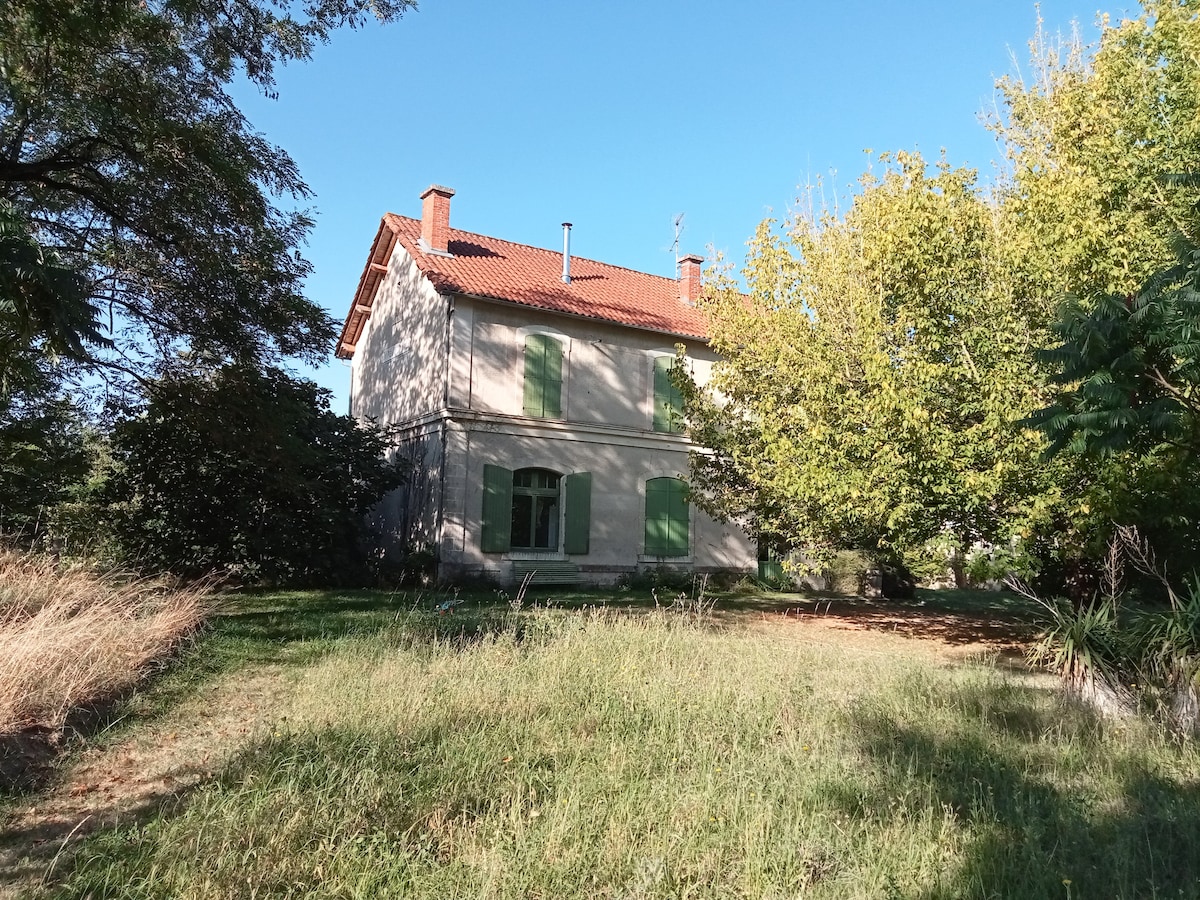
[0, 551, 210, 733]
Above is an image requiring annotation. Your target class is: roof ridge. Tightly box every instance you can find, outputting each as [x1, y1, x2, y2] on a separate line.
[384, 213, 683, 285]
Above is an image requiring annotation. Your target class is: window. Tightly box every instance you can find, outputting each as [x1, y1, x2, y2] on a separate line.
[510, 468, 560, 549]
[523, 334, 563, 418]
[653, 355, 684, 433]
[758, 542, 784, 582]
[645, 476, 689, 557]
[481, 464, 591, 554]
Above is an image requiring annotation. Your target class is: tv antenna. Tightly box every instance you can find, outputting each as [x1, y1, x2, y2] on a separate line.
[669, 213, 685, 274]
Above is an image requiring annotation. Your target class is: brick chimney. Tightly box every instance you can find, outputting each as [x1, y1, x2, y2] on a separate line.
[419, 185, 455, 255]
[679, 254, 704, 305]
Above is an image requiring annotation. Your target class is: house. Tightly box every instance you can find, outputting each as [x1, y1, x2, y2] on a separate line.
[336, 185, 757, 584]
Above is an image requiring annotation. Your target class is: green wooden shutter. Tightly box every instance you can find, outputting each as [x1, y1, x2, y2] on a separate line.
[523, 336, 543, 416]
[653, 356, 683, 433]
[481, 464, 513, 552]
[543, 337, 563, 417]
[563, 471, 591, 554]
[523, 334, 563, 418]
[667, 478, 690, 556]
[645, 477, 688, 556]
[759, 560, 784, 582]
[652, 357, 671, 432]
[645, 478, 669, 555]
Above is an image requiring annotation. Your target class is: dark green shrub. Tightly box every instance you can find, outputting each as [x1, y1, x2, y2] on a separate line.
[827, 550, 871, 595]
[105, 364, 406, 585]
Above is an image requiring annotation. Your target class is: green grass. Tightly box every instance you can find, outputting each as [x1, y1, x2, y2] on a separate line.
[112, 579, 805, 722]
[29, 590, 1200, 900]
[44, 581, 1039, 755]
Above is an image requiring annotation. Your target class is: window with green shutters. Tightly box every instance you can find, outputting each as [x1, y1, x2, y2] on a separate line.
[479, 464, 592, 555]
[644, 476, 689, 557]
[523, 334, 563, 418]
[653, 355, 684, 433]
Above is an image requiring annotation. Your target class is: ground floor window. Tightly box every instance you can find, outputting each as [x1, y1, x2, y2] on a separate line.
[510, 468, 560, 549]
[481, 464, 591, 554]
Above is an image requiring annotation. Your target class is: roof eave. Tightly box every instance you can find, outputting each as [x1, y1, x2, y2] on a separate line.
[450, 289, 710, 344]
[335, 219, 401, 359]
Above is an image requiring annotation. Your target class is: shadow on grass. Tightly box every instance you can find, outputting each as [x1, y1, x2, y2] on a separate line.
[0, 756, 219, 894]
[2, 583, 1047, 867]
[837, 678, 1200, 898]
[30, 712, 548, 899]
[0, 594, 550, 892]
[106, 588, 536, 727]
[536, 584, 1040, 648]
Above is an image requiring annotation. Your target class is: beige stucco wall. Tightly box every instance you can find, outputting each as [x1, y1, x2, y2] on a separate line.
[366, 422, 445, 558]
[438, 418, 755, 583]
[350, 247, 447, 425]
[451, 296, 718, 427]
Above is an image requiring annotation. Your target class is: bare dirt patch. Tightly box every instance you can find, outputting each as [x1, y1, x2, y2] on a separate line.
[719, 594, 1038, 665]
[0, 666, 296, 898]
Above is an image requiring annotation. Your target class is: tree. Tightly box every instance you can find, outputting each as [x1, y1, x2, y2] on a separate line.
[0, 378, 90, 543]
[105, 364, 407, 584]
[993, 2, 1200, 304]
[1033, 231, 1200, 460]
[688, 3, 1200, 591]
[686, 155, 1059, 582]
[981, 1, 1200, 594]
[0, 199, 101, 393]
[1027, 190, 1200, 585]
[0, 0, 415, 379]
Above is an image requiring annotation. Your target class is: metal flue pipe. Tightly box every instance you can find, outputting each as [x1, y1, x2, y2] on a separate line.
[561, 222, 573, 284]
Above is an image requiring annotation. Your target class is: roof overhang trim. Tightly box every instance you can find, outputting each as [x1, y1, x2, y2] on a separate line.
[335, 219, 399, 359]
[452, 290, 710, 344]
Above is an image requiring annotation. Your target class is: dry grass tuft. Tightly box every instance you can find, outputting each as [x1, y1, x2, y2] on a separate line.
[0, 551, 210, 733]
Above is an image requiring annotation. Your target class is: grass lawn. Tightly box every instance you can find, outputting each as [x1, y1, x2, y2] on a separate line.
[7, 587, 1200, 899]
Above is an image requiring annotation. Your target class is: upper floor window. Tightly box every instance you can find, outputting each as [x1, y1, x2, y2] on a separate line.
[645, 476, 689, 557]
[653, 355, 684, 433]
[523, 334, 563, 418]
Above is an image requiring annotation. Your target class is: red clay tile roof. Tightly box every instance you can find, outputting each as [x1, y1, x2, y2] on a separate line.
[336, 215, 709, 357]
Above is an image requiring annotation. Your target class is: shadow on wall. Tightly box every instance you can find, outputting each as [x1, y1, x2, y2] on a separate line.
[351, 257, 448, 427]
[365, 436, 441, 562]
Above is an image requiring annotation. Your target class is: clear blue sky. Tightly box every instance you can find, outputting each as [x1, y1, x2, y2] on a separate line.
[232, 0, 1103, 412]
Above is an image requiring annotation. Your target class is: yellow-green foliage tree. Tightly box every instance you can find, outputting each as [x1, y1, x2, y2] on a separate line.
[995, 1, 1200, 582]
[686, 156, 1058, 581]
[995, 2, 1200, 303]
[686, 3, 1200, 590]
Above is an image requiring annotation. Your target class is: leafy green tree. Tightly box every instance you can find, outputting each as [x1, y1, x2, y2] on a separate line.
[1028, 192, 1200, 586]
[105, 365, 407, 584]
[686, 155, 1059, 582]
[1033, 236, 1200, 460]
[0, 0, 415, 378]
[689, 3, 1200, 591]
[993, 2, 1200, 303]
[0, 379, 90, 543]
[0, 200, 103, 394]
[979, 2, 1200, 593]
